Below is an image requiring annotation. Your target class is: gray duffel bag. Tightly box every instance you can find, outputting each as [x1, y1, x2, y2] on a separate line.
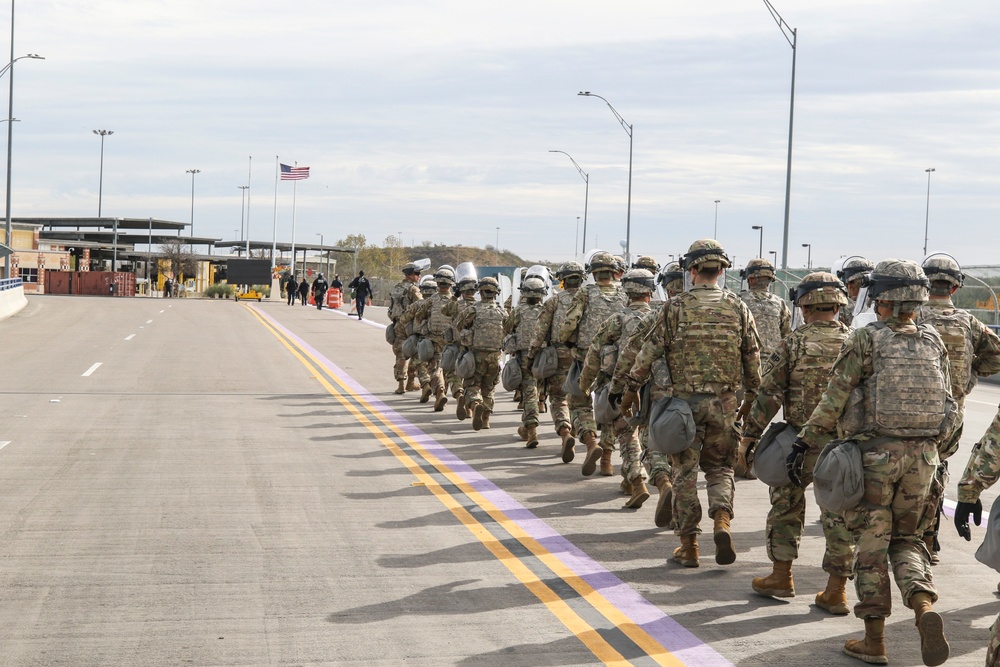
[976, 499, 1000, 574]
[812, 439, 865, 512]
[456, 350, 477, 379]
[531, 346, 559, 380]
[501, 357, 522, 391]
[401, 334, 420, 360]
[593, 383, 618, 425]
[417, 337, 436, 363]
[440, 344, 460, 372]
[646, 396, 696, 455]
[563, 359, 587, 399]
[385, 323, 397, 345]
[752, 421, 799, 487]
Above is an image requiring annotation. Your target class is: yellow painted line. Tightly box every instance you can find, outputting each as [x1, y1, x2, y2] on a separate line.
[246, 305, 684, 666]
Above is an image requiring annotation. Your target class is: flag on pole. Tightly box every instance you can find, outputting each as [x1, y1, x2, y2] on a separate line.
[280, 163, 310, 180]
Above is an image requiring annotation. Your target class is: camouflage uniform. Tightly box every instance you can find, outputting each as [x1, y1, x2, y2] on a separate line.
[405, 284, 455, 404]
[455, 282, 505, 423]
[442, 290, 477, 398]
[394, 296, 433, 389]
[388, 278, 422, 383]
[836, 256, 874, 328]
[840, 296, 857, 327]
[740, 288, 792, 357]
[529, 285, 580, 436]
[505, 300, 544, 430]
[744, 319, 853, 575]
[624, 282, 761, 537]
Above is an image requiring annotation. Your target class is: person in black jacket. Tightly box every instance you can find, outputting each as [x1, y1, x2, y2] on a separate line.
[348, 271, 373, 320]
[297, 277, 310, 306]
[286, 275, 299, 305]
[312, 273, 329, 310]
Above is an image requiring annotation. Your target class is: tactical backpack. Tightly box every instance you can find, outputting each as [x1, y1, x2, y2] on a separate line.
[576, 284, 626, 351]
[388, 281, 409, 321]
[917, 304, 977, 399]
[471, 303, 505, 352]
[666, 291, 744, 391]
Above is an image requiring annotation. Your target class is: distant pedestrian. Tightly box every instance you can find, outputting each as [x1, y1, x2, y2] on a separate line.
[331, 274, 343, 291]
[163, 278, 172, 298]
[287, 275, 299, 305]
[312, 273, 329, 310]
[348, 270, 373, 320]
[297, 278, 310, 306]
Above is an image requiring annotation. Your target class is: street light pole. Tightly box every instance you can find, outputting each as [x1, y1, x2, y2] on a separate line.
[186, 168, 200, 238]
[93, 129, 113, 217]
[238, 185, 249, 251]
[578, 92, 633, 262]
[495, 227, 499, 265]
[549, 150, 589, 255]
[802, 242, 811, 269]
[762, 0, 796, 271]
[316, 232, 324, 276]
[769, 250, 778, 267]
[923, 167, 936, 256]
[752, 225, 764, 258]
[714, 199, 721, 238]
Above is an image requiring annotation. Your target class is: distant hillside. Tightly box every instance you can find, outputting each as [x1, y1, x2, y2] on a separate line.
[406, 243, 537, 271]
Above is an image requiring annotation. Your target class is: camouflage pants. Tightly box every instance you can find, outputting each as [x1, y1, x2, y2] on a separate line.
[613, 415, 644, 482]
[765, 447, 854, 577]
[915, 399, 964, 545]
[541, 352, 573, 434]
[425, 342, 446, 395]
[463, 350, 501, 412]
[843, 438, 937, 619]
[988, 613, 1000, 666]
[517, 354, 539, 428]
[391, 339, 409, 381]
[669, 391, 739, 536]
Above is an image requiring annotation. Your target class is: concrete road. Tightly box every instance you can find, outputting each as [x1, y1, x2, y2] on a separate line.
[1, 294, 998, 666]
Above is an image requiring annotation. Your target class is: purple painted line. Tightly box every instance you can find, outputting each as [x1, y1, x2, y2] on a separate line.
[254, 306, 735, 666]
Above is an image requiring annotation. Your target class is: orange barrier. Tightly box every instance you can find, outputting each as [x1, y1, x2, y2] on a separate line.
[327, 288, 342, 309]
[308, 291, 315, 305]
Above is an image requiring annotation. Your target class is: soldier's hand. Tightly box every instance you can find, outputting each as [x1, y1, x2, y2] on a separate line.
[737, 436, 757, 472]
[608, 391, 623, 411]
[621, 390, 640, 418]
[735, 400, 752, 426]
[785, 439, 809, 487]
[954, 499, 983, 541]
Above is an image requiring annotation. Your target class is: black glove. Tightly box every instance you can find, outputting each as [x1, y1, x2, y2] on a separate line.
[608, 391, 623, 410]
[786, 439, 810, 487]
[954, 499, 983, 541]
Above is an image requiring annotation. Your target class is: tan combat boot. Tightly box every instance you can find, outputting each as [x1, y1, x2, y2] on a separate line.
[843, 617, 888, 665]
[815, 574, 850, 615]
[419, 384, 433, 404]
[524, 425, 539, 449]
[455, 391, 467, 420]
[481, 409, 491, 430]
[471, 401, 485, 431]
[434, 388, 448, 412]
[405, 374, 420, 392]
[713, 510, 736, 565]
[624, 476, 649, 509]
[581, 432, 601, 476]
[559, 426, 575, 463]
[517, 425, 529, 441]
[673, 534, 699, 568]
[751, 560, 795, 598]
[912, 591, 949, 666]
[394, 379, 406, 395]
[620, 479, 633, 495]
[652, 473, 673, 529]
[599, 449, 614, 476]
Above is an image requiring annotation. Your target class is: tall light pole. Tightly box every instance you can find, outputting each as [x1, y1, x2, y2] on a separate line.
[762, 0, 796, 271]
[186, 168, 200, 238]
[495, 226, 500, 265]
[238, 185, 249, 251]
[802, 242, 811, 269]
[3, 48, 43, 280]
[316, 232, 325, 276]
[923, 167, 936, 256]
[769, 250, 778, 267]
[752, 225, 764, 258]
[93, 129, 113, 217]
[549, 150, 589, 255]
[578, 91, 633, 262]
[714, 199, 721, 238]
[575, 216, 580, 259]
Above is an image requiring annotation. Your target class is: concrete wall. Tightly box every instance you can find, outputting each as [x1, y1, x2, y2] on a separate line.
[0, 284, 28, 321]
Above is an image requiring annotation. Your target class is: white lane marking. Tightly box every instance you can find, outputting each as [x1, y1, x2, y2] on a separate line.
[328, 308, 388, 329]
[146, 319, 154, 324]
[82, 363, 103, 377]
[0, 441, 10, 451]
[159, 310, 165, 313]
[125, 334, 136, 341]
[967, 398, 999, 407]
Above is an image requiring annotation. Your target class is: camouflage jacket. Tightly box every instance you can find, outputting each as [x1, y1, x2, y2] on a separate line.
[739, 288, 792, 355]
[580, 301, 651, 392]
[798, 317, 952, 448]
[624, 284, 761, 399]
[744, 319, 850, 439]
[556, 282, 627, 358]
[609, 306, 663, 394]
[915, 298, 1000, 400]
[455, 299, 506, 352]
[388, 280, 422, 322]
[839, 297, 857, 327]
[528, 287, 579, 352]
[442, 294, 477, 346]
[958, 411, 1000, 502]
[394, 298, 427, 338]
[402, 291, 452, 343]
[505, 301, 544, 352]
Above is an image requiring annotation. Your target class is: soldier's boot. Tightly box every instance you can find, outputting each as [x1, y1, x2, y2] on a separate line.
[394, 379, 406, 395]
[538, 398, 547, 413]
[619, 478, 633, 496]
[481, 409, 491, 430]
[843, 617, 888, 665]
[559, 426, 576, 463]
[471, 401, 485, 431]
[405, 374, 420, 392]
[513, 389, 522, 403]
[815, 575, 851, 615]
[624, 476, 649, 509]
[419, 384, 433, 404]
[581, 432, 601, 476]
[517, 425, 529, 441]
[713, 510, 737, 565]
[912, 592, 949, 666]
[456, 391, 468, 420]
[751, 560, 795, 598]
[672, 534, 699, 568]
[524, 425, 539, 449]
[733, 457, 757, 480]
[653, 473, 673, 529]
[599, 449, 614, 476]
[923, 534, 940, 565]
[434, 388, 448, 412]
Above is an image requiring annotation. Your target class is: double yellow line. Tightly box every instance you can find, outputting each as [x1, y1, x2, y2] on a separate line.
[247, 305, 686, 666]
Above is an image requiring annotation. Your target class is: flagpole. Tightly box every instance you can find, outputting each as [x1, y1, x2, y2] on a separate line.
[245, 155, 252, 257]
[270, 155, 279, 300]
[290, 160, 298, 275]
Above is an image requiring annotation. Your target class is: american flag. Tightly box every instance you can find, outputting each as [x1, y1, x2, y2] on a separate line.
[280, 164, 310, 181]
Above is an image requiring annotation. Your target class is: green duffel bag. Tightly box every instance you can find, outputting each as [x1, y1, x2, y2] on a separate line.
[752, 421, 799, 487]
[531, 346, 559, 380]
[456, 350, 477, 379]
[417, 338, 436, 363]
[440, 344, 460, 372]
[812, 439, 864, 512]
[401, 334, 420, 359]
[562, 359, 587, 399]
[501, 358, 522, 391]
[646, 396, 696, 455]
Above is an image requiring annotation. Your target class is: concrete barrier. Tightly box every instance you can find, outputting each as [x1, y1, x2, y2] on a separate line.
[0, 279, 28, 321]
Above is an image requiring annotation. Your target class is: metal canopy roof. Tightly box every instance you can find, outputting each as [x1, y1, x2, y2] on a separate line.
[17, 217, 188, 232]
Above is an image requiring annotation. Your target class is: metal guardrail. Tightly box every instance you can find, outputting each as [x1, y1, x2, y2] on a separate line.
[0, 277, 23, 291]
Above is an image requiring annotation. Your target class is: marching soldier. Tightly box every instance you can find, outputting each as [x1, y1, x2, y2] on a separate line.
[505, 276, 548, 448]
[405, 266, 457, 411]
[836, 256, 874, 327]
[387, 262, 424, 394]
[455, 277, 506, 431]
[443, 273, 479, 420]
[394, 275, 438, 402]
[739, 258, 791, 357]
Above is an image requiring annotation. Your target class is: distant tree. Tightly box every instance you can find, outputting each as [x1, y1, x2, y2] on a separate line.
[159, 239, 198, 279]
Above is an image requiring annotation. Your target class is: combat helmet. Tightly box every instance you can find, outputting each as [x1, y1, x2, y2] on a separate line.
[418, 275, 437, 294]
[556, 260, 585, 280]
[922, 253, 965, 288]
[792, 271, 848, 307]
[658, 261, 683, 286]
[613, 255, 628, 275]
[837, 256, 874, 286]
[740, 258, 776, 281]
[402, 261, 422, 276]
[621, 268, 655, 296]
[478, 276, 500, 296]
[632, 255, 660, 272]
[434, 266, 456, 285]
[521, 276, 547, 297]
[681, 239, 731, 270]
[866, 258, 930, 305]
[587, 251, 618, 275]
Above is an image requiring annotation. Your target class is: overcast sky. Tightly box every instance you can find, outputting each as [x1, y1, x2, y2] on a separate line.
[7, 1, 1000, 270]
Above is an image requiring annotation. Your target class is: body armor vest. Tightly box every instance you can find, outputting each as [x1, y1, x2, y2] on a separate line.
[667, 291, 744, 391]
[842, 322, 949, 438]
[917, 303, 976, 399]
[548, 290, 577, 342]
[514, 303, 543, 351]
[741, 290, 785, 354]
[471, 302, 506, 352]
[428, 293, 452, 339]
[388, 281, 412, 321]
[783, 322, 850, 428]
[601, 306, 646, 374]
[576, 284, 626, 350]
